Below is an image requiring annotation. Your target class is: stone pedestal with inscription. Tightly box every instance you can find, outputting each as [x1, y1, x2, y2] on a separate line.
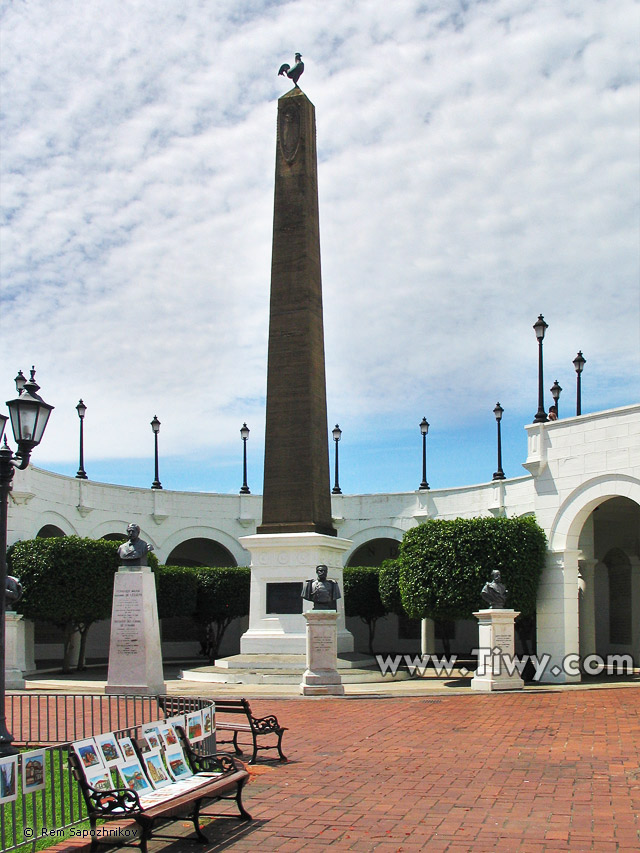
[106, 566, 165, 696]
[471, 609, 524, 692]
[300, 610, 344, 696]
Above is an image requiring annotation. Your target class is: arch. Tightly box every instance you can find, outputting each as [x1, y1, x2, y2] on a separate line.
[36, 524, 66, 538]
[166, 537, 237, 568]
[89, 520, 156, 550]
[28, 511, 77, 540]
[159, 526, 249, 568]
[343, 526, 404, 567]
[548, 474, 640, 553]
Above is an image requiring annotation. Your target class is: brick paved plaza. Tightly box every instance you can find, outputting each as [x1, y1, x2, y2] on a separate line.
[139, 687, 639, 852]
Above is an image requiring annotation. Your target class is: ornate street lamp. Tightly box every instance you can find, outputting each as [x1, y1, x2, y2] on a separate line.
[1, 367, 53, 756]
[150, 416, 162, 490]
[492, 403, 506, 481]
[240, 423, 250, 494]
[533, 314, 549, 423]
[75, 399, 88, 479]
[419, 417, 430, 490]
[573, 351, 586, 415]
[550, 379, 562, 419]
[332, 424, 342, 495]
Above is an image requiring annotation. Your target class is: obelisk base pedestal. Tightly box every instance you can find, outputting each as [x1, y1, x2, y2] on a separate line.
[301, 610, 344, 696]
[106, 566, 165, 696]
[471, 609, 524, 691]
[240, 533, 354, 655]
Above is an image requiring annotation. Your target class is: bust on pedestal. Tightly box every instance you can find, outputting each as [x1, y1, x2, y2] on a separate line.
[106, 524, 165, 696]
[471, 571, 524, 692]
[300, 566, 344, 696]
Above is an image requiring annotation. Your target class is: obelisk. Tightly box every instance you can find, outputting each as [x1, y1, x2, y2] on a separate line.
[238, 85, 353, 655]
[257, 87, 335, 536]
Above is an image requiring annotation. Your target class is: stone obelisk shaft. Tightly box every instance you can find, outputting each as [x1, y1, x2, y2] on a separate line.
[257, 88, 335, 537]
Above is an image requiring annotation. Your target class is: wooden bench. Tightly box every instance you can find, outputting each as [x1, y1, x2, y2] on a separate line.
[68, 728, 251, 852]
[215, 698, 288, 764]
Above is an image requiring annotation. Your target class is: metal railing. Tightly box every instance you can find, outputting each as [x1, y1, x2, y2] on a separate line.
[2, 693, 215, 852]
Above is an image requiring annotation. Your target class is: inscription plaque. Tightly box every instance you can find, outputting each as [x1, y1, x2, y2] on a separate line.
[266, 582, 303, 614]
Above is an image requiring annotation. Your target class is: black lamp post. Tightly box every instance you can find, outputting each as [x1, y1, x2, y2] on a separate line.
[419, 417, 430, 490]
[240, 423, 250, 494]
[150, 416, 162, 490]
[533, 314, 549, 423]
[75, 399, 88, 479]
[573, 351, 586, 415]
[492, 403, 506, 480]
[1, 367, 53, 756]
[550, 379, 562, 419]
[332, 424, 342, 494]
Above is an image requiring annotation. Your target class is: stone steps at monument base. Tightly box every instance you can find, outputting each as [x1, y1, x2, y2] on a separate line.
[179, 656, 410, 685]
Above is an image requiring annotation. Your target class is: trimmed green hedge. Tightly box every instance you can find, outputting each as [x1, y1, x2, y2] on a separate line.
[155, 565, 198, 619]
[399, 516, 547, 621]
[193, 566, 251, 661]
[378, 558, 403, 616]
[343, 565, 388, 654]
[8, 536, 122, 671]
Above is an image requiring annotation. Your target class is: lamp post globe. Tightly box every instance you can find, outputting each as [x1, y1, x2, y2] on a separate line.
[1, 368, 53, 756]
[419, 417, 430, 490]
[150, 415, 162, 490]
[75, 399, 88, 479]
[332, 424, 342, 495]
[533, 314, 549, 423]
[573, 351, 586, 415]
[240, 423, 250, 494]
[550, 379, 562, 419]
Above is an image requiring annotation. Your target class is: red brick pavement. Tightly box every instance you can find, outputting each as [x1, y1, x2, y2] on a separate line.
[45, 688, 640, 852]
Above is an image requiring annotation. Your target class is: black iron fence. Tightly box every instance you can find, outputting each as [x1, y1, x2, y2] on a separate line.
[2, 693, 215, 852]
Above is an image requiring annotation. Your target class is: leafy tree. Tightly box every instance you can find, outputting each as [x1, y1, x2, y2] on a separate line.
[399, 517, 547, 626]
[8, 537, 121, 671]
[343, 566, 388, 655]
[193, 567, 251, 662]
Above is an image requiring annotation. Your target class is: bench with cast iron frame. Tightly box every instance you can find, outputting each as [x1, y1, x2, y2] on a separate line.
[214, 697, 288, 764]
[68, 728, 251, 852]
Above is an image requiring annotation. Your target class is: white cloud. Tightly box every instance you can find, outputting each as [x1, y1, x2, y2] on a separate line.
[1, 0, 638, 491]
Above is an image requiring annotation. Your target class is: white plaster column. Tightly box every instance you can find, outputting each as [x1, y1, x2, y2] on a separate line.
[631, 556, 640, 668]
[239, 533, 354, 655]
[5, 612, 28, 688]
[536, 549, 581, 683]
[421, 618, 435, 656]
[578, 559, 597, 660]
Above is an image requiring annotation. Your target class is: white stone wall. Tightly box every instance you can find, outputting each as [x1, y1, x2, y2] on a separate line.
[7, 404, 640, 680]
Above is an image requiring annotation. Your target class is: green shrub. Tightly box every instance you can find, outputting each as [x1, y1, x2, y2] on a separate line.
[399, 516, 547, 622]
[343, 565, 388, 655]
[193, 566, 251, 661]
[155, 565, 198, 619]
[378, 558, 404, 616]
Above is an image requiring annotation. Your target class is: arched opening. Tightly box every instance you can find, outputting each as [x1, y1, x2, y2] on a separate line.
[101, 533, 127, 542]
[579, 496, 640, 665]
[347, 538, 399, 567]
[36, 525, 66, 538]
[166, 538, 237, 568]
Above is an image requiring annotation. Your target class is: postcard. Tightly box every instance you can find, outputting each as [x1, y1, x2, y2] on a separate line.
[0, 755, 18, 803]
[95, 733, 123, 766]
[142, 749, 173, 789]
[22, 749, 46, 793]
[117, 758, 153, 795]
[186, 710, 204, 742]
[117, 736, 137, 761]
[86, 768, 114, 793]
[164, 748, 193, 780]
[72, 738, 104, 771]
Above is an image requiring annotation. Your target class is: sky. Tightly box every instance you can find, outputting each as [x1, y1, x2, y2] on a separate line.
[1, 0, 638, 497]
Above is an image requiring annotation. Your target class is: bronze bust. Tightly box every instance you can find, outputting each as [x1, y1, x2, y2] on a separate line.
[301, 565, 341, 611]
[481, 570, 508, 609]
[118, 523, 154, 567]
